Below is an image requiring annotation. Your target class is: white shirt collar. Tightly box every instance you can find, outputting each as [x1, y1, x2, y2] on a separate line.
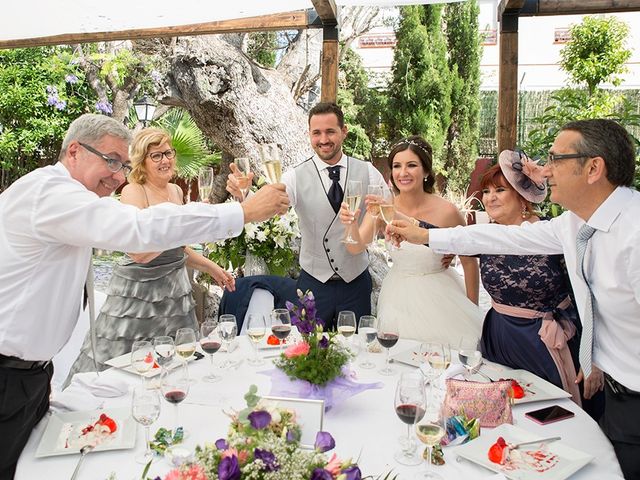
[586, 186, 632, 233]
[313, 152, 347, 172]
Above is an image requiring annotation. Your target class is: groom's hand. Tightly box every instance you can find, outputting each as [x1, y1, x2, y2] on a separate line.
[386, 219, 429, 246]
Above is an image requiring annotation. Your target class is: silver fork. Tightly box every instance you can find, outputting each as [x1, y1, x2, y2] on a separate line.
[70, 444, 94, 480]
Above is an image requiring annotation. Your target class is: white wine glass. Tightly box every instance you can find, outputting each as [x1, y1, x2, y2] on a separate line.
[342, 180, 363, 244]
[153, 336, 175, 373]
[419, 342, 447, 406]
[458, 336, 482, 378]
[131, 386, 161, 464]
[259, 143, 281, 184]
[376, 315, 399, 376]
[246, 313, 266, 366]
[415, 393, 446, 479]
[175, 328, 196, 363]
[358, 315, 377, 369]
[394, 373, 426, 466]
[197, 167, 214, 202]
[200, 320, 221, 383]
[337, 310, 357, 341]
[131, 340, 154, 383]
[234, 157, 251, 200]
[160, 362, 189, 435]
[270, 308, 291, 353]
[218, 314, 238, 369]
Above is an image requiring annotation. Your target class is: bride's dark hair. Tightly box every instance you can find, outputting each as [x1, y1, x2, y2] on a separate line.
[387, 135, 435, 194]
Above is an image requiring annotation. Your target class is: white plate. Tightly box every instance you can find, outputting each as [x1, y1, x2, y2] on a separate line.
[390, 347, 422, 367]
[35, 408, 136, 458]
[104, 351, 196, 378]
[256, 326, 300, 350]
[455, 424, 593, 480]
[483, 369, 572, 405]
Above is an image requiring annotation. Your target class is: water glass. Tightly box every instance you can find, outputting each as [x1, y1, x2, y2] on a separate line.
[131, 340, 154, 381]
[218, 314, 238, 368]
[131, 386, 161, 464]
[358, 315, 377, 369]
[153, 336, 175, 372]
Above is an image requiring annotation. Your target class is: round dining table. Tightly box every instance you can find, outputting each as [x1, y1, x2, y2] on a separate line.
[16, 338, 624, 480]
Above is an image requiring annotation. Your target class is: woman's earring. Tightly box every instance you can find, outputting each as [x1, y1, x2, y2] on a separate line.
[521, 205, 530, 219]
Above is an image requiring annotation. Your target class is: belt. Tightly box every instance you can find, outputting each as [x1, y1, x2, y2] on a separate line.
[605, 373, 640, 397]
[0, 354, 51, 370]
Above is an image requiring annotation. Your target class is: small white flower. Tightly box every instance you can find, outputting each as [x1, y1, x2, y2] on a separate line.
[256, 231, 267, 242]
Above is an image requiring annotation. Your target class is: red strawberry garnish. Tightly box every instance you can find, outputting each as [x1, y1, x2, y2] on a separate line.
[510, 380, 525, 399]
[267, 335, 281, 346]
[488, 436, 507, 464]
[144, 353, 154, 364]
[96, 414, 117, 433]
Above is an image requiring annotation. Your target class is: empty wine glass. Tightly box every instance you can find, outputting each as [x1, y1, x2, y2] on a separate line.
[415, 393, 446, 479]
[376, 315, 399, 376]
[234, 157, 251, 200]
[218, 314, 238, 369]
[131, 386, 161, 464]
[394, 373, 427, 466]
[259, 143, 281, 184]
[160, 362, 190, 435]
[200, 320, 221, 383]
[342, 180, 363, 244]
[197, 167, 214, 202]
[131, 340, 154, 382]
[153, 336, 175, 372]
[458, 336, 482, 378]
[246, 313, 266, 366]
[358, 315, 377, 369]
[270, 308, 291, 353]
[337, 311, 357, 340]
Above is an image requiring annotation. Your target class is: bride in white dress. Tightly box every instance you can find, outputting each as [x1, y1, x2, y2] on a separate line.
[340, 135, 482, 345]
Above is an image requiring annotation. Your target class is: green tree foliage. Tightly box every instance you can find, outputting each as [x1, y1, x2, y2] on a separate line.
[246, 32, 278, 67]
[560, 16, 631, 95]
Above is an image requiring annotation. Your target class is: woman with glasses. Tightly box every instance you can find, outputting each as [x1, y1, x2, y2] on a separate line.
[65, 128, 234, 382]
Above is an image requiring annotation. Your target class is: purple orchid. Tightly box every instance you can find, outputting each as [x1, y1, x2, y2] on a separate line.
[342, 465, 362, 480]
[314, 431, 335, 453]
[254, 448, 279, 472]
[248, 410, 271, 430]
[310, 468, 333, 480]
[215, 438, 228, 450]
[218, 455, 241, 480]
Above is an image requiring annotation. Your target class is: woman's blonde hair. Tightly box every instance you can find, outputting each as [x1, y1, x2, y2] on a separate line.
[128, 128, 172, 185]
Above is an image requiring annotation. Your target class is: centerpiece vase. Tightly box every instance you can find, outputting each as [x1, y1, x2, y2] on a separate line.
[244, 250, 269, 276]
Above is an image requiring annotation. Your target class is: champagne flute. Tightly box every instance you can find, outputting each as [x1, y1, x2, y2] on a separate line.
[218, 314, 238, 369]
[259, 143, 281, 184]
[153, 336, 175, 372]
[337, 310, 357, 340]
[366, 184, 384, 244]
[197, 167, 214, 202]
[160, 362, 189, 435]
[246, 313, 266, 366]
[394, 373, 427, 466]
[379, 187, 396, 226]
[270, 308, 291, 353]
[342, 180, 363, 244]
[458, 336, 482, 378]
[358, 315, 377, 369]
[200, 320, 221, 383]
[131, 386, 161, 464]
[415, 394, 446, 479]
[131, 340, 154, 382]
[376, 315, 399, 376]
[234, 157, 251, 200]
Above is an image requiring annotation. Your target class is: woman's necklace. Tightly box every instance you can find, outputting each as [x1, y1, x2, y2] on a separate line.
[145, 182, 171, 203]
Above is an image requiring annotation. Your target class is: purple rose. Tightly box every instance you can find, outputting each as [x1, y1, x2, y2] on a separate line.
[218, 455, 241, 480]
[215, 438, 228, 450]
[314, 431, 335, 453]
[342, 465, 362, 480]
[318, 336, 329, 349]
[310, 468, 333, 480]
[254, 448, 279, 472]
[248, 410, 271, 430]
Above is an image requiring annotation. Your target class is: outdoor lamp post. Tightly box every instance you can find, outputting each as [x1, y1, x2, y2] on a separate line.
[134, 95, 156, 127]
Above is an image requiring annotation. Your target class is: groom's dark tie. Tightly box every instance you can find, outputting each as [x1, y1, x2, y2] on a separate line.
[327, 166, 343, 214]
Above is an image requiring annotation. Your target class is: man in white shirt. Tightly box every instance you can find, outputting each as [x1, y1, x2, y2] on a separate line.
[228, 103, 387, 329]
[0, 113, 289, 479]
[388, 119, 640, 479]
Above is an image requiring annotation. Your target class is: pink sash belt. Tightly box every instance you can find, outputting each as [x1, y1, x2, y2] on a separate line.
[491, 297, 581, 406]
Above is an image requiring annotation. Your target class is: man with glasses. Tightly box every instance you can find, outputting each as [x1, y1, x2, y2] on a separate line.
[0, 113, 289, 479]
[388, 119, 640, 478]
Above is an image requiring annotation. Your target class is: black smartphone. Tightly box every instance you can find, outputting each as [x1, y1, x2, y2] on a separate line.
[525, 405, 575, 425]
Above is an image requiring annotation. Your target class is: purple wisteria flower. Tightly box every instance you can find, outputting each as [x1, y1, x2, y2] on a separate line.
[314, 431, 335, 453]
[64, 74, 78, 84]
[45, 86, 66, 111]
[218, 455, 241, 480]
[310, 468, 333, 480]
[318, 335, 329, 349]
[248, 410, 271, 430]
[215, 438, 228, 450]
[95, 100, 113, 115]
[150, 69, 162, 82]
[342, 465, 362, 480]
[254, 448, 279, 472]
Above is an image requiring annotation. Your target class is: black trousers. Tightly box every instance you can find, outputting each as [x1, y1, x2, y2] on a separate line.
[297, 269, 372, 331]
[0, 363, 53, 480]
[600, 380, 640, 479]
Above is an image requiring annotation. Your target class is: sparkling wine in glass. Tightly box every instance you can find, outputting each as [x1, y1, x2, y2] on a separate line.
[415, 396, 446, 479]
[234, 157, 251, 200]
[394, 373, 427, 466]
[270, 308, 291, 353]
[153, 336, 175, 372]
[131, 340, 154, 381]
[337, 310, 357, 339]
[342, 180, 363, 244]
[259, 143, 281, 184]
[200, 320, 221, 383]
[197, 167, 214, 201]
[131, 386, 161, 464]
[366, 184, 384, 244]
[218, 314, 238, 368]
[358, 315, 377, 369]
[376, 315, 399, 376]
[246, 313, 266, 366]
[160, 362, 189, 435]
[458, 336, 482, 378]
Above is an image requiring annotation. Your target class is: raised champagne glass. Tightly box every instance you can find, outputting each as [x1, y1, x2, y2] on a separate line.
[259, 143, 281, 184]
[234, 157, 251, 200]
[197, 167, 214, 202]
[342, 180, 363, 244]
[366, 184, 384, 244]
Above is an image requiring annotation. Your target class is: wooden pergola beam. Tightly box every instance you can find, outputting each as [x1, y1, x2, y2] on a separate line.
[0, 10, 311, 50]
[311, 0, 339, 103]
[529, 0, 640, 16]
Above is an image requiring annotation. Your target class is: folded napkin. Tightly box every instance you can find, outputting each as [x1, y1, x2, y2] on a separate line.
[50, 385, 104, 413]
[68, 372, 129, 398]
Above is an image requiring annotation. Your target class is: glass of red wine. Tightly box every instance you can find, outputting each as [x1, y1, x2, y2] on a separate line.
[270, 309, 291, 353]
[160, 361, 190, 434]
[376, 315, 399, 376]
[200, 320, 221, 383]
[394, 372, 426, 466]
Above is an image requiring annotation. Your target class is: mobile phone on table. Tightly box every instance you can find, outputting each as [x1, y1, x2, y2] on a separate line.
[525, 405, 575, 425]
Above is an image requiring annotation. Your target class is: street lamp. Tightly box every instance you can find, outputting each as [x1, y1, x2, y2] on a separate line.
[133, 95, 156, 127]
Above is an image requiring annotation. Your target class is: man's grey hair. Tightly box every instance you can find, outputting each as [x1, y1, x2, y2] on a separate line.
[60, 114, 132, 160]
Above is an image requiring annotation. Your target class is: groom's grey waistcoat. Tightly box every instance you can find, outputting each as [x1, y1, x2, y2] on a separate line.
[294, 156, 370, 283]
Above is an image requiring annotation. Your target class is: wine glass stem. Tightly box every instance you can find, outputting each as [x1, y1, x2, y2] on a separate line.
[174, 404, 180, 430]
[209, 355, 214, 376]
[385, 348, 391, 369]
[426, 445, 433, 472]
[144, 425, 151, 458]
[405, 425, 412, 453]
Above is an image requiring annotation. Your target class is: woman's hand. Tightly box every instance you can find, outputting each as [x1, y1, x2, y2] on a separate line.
[339, 202, 359, 225]
[210, 264, 236, 292]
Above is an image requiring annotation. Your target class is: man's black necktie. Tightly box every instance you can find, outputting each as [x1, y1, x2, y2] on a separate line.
[327, 166, 343, 214]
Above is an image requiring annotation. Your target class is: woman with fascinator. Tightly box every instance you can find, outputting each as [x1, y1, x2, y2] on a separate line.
[477, 151, 587, 406]
[339, 135, 482, 347]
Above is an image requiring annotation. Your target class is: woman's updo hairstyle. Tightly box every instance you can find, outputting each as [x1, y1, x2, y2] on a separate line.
[387, 135, 435, 193]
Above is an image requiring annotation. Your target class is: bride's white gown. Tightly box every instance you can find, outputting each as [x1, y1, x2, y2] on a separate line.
[377, 242, 482, 346]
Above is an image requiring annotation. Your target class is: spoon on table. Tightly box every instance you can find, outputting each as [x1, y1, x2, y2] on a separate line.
[512, 436, 561, 449]
[70, 444, 94, 480]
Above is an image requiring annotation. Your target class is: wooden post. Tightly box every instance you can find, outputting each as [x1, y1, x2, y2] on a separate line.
[320, 24, 339, 103]
[497, 10, 519, 152]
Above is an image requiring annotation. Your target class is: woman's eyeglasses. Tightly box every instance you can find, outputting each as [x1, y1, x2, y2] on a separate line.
[148, 149, 177, 162]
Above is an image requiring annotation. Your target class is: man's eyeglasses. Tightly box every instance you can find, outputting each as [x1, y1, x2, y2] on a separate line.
[79, 142, 132, 177]
[540, 153, 588, 167]
[148, 149, 177, 162]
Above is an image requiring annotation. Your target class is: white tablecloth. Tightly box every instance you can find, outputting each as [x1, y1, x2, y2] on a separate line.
[17, 339, 623, 480]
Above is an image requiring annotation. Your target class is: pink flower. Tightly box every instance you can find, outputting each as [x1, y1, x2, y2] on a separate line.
[222, 447, 238, 458]
[324, 453, 342, 476]
[284, 342, 310, 358]
[164, 464, 207, 480]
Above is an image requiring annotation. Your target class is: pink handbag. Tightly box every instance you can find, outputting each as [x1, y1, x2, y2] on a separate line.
[443, 378, 513, 428]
